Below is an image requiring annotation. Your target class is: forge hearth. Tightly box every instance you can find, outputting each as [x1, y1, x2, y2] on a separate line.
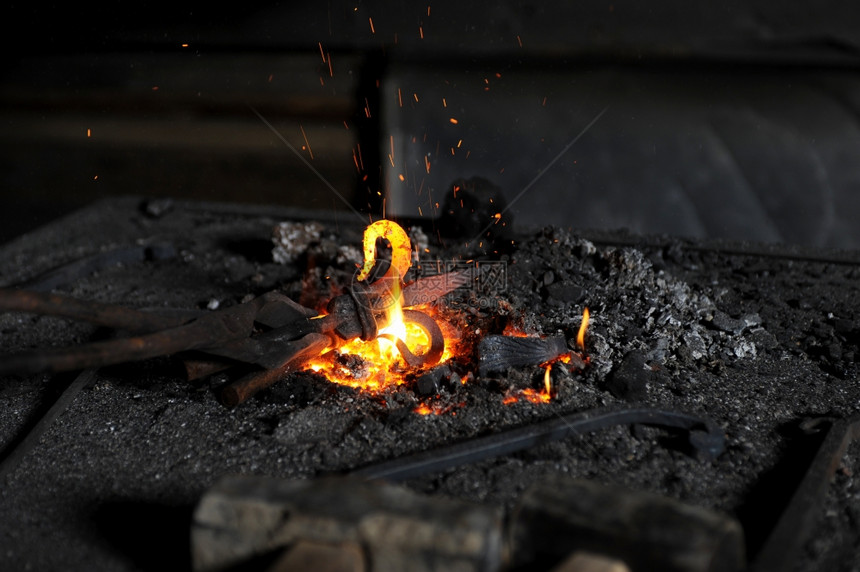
[1, 197, 860, 571]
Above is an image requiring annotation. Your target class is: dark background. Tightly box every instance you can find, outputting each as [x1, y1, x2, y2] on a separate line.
[3, 2, 860, 247]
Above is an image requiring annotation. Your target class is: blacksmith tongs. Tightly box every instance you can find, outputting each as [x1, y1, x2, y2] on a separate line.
[0, 269, 468, 405]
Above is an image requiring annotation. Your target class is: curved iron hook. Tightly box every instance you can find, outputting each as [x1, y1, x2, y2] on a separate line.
[378, 309, 445, 368]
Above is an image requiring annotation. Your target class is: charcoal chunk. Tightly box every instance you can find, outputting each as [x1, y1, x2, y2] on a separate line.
[708, 310, 758, 335]
[414, 365, 453, 396]
[543, 282, 585, 304]
[832, 318, 857, 336]
[478, 335, 569, 376]
[606, 351, 649, 401]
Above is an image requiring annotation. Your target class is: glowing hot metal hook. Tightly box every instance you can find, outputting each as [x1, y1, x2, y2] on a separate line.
[357, 220, 412, 282]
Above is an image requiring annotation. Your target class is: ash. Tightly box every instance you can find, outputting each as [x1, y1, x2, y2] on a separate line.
[1, 198, 859, 571]
[506, 227, 764, 378]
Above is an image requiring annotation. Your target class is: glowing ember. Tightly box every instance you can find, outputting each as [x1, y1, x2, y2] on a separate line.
[414, 400, 466, 416]
[521, 387, 551, 404]
[414, 403, 435, 415]
[501, 324, 533, 338]
[502, 364, 554, 405]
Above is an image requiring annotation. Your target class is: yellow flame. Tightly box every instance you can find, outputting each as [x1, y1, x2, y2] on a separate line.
[577, 307, 590, 350]
[377, 279, 406, 360]
[543, 364, 552, 394]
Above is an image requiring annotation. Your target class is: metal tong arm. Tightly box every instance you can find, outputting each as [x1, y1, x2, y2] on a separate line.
[0, 289, 269, 375]
[0, 288, 187, 334]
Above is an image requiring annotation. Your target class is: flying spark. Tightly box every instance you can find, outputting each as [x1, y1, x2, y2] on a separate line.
[299, 125, 314, 159]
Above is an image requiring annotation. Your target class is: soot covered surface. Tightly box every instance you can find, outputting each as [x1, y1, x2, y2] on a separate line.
[1, 197, 859, 571]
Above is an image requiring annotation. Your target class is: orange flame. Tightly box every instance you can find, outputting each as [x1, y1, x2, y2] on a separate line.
[504, 364, 553, 405]
[577, 307, 590, 350]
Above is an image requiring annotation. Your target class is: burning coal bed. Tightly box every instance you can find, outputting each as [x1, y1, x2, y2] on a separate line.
[1, 197, 860, 571]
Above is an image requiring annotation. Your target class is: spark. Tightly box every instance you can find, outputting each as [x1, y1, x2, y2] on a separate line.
[369, 17, 375, 34]
[318, 41, 325, 62]
[419, 26, 424, 39]
[467, 105, 609, 245]
[248, 106, 364, 221]
[299, 125, 314, 159]
[442, 97, 447, 107]
[327, 54, 333, 77]
[86, 128, 91, 138]
[449, 117, 459, 124]
[516, 35, 523, 47]
[398, 88, 403, 107]
[413, 93, 419, 103]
